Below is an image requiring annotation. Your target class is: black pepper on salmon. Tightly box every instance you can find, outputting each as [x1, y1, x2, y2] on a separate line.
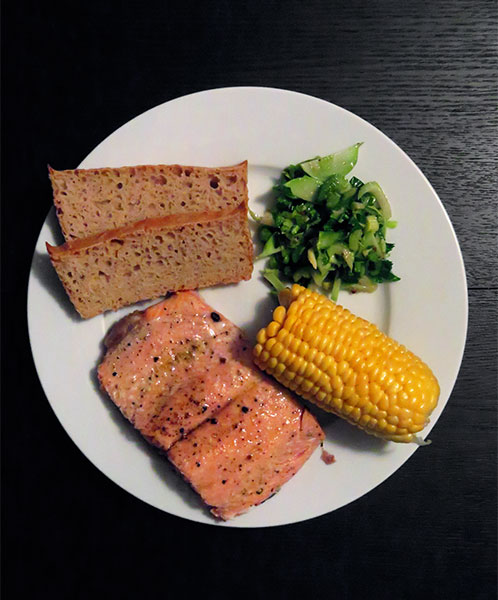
[98, 292, 324, 519]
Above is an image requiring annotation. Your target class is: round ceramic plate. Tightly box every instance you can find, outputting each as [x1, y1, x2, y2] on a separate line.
[28, 87, 467, 527]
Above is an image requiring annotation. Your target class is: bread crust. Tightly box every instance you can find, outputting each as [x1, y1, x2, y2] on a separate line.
[46, 204, 246, 257]
[49, 161, 249, 241]
[46, 203, 254, 318]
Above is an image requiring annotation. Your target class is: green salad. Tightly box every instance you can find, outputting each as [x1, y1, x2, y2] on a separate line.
[252, 143, 399, 301]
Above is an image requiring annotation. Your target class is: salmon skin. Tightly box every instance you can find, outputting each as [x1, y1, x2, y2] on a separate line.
[98, 292, 324, 519]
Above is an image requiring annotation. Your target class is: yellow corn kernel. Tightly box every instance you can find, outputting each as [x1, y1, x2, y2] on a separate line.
[256, 329, 267, 345]
[253, 285, 440, 443]
[332, 396, 343, 411]
[302, 326, 316, 344]
[296, 340, 310, 358]
[266, 321, 281, 338]
[260, 350, 270, 363]
[267, 357, 278, 370]
[291, 355, 305, 374]
[274, 363, 286, 377]
[273, 305, 286, 324]
[264, 338, 277, 355]
[276, 328, 290, 344]
[270, 341, 283, 358]
[289, 336, 301, 354]
[292, 322, 306, 341]
[280, 349, 291, 366]
[283, 370, 296, 382]
[359, 414, 371, 427]
[304, 362, 317, 379]
[305, 347, 318, 364]
[313, 350, 325, 368]
[301, 380, 314, 393]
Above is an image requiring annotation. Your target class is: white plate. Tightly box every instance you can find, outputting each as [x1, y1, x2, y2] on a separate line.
[28, 87, 467, 528]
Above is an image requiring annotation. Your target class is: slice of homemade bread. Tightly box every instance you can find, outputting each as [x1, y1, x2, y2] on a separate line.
[49, 161, 248, 240]
[46, 204, 253, 319]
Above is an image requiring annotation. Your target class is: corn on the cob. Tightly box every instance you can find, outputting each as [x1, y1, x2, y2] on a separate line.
[253, 284, 440, 443]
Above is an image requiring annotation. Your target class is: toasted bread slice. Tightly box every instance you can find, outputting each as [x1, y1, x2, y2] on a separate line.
[46, 204, 253, 319]
[49, 161, 248, 240]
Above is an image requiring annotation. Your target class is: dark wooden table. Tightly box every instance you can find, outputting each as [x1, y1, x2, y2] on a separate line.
[3, 1, 497, 598]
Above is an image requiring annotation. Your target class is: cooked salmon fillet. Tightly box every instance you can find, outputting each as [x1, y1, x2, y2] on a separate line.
[98, 292, 324, 519]
[168, 379, 324, 520]
[98, 292, 256, 451]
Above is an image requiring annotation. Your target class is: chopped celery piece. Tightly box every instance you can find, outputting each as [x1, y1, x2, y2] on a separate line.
[262, 269, 287, 292]
[344, 276, 378, 294]
[312, 269, 328, 287]
[255, 234, 282, 260]
[348, 229, 362, 251]
[365, 215, 379, 233]
[326, 242, 347, 256]
[248, 208, 261, 222]
[254, 211, 274, 226]
[358, 181, 392, 220]
[341, 187, 357, 201]
[307, 248, 318, 269]
[342, 248, 354, 270]
[317, 230, 343, 250]
[331, 276, 341, 302]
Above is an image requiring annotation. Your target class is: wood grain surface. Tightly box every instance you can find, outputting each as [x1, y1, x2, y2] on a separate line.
[2, 1, 496, 598]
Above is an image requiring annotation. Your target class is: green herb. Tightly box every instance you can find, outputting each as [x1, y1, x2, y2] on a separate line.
[256, 143, 399, 299]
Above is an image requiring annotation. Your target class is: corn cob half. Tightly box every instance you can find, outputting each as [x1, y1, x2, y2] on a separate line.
[253, 284, 440, 443]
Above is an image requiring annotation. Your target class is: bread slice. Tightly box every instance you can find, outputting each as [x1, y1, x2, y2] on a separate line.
[49, 161, 248, 241]
[46, 204, 253, 319]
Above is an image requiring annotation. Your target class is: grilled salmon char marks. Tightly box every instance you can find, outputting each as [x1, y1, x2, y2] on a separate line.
[168, 379, 324, 520]
[98, 292, 256, 451]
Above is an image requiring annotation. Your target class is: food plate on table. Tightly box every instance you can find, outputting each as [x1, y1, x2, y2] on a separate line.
[27, 87, 467, 527]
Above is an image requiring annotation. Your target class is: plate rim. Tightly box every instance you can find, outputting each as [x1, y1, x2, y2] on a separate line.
[27, 85, 468, 528]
